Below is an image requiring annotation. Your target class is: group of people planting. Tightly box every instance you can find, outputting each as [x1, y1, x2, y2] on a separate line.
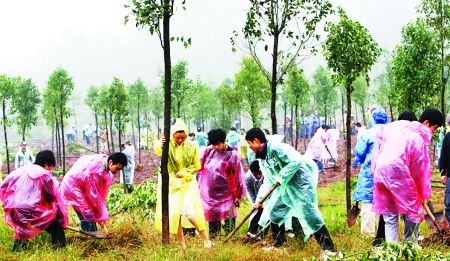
[0, 107, 447, 258]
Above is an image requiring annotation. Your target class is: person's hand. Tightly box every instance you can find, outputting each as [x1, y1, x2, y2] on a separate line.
[99, 222, 108, 233]
[175, 172, 184, 178]
[441, 175, 448, 185]
[253, 201, 262, 210]
[161, 136, 166, 144]
[234, 198, 241, 207]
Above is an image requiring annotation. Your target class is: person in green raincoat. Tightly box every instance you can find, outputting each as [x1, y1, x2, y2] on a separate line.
[154, 119, 211, 249]
[246, 127, 336, 253]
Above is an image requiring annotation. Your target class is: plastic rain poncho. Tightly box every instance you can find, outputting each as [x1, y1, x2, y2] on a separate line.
[154, 119, 207, 234]
[257, 141, 324, 241]
[198, 146, 246, 222]
[352, 108, 388, 203]
[121, 145, 135, 185]
[371, 120, 432, 223]
[305, 127, 328, 161]
[61, 154, 113, 223]
[195, 131, 208, 148]
[0, 164, 68, 240]
[226, 130, 240, 147]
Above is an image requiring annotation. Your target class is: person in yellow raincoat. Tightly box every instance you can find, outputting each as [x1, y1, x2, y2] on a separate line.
[154, 119, 211, 249]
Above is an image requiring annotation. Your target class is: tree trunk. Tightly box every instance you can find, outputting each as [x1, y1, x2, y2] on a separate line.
[201, 111, 205, 131]
[361, 103, 367, 127]
[354, 102, 359, 123]
[283, 100, 287, 137]
[388, 100, 394, 122]
[325, 109, 328, 126]
[109, 111, 115, 153]
[95, 113, 99, 154]
[137, 102, 141, 164]
[104, 111, 110, 154]
[118, 118, 127, 195]
[21, 126, 25, 142]
[294, 103, 299, 150]
[55, 119, 61, 166]
[52, 125, 55, 153]
[290, 105, 294, 146]
[60, 103, 66, 175]
[3, 99, 10, 174]
[440, 27, 446, 116]
[222, 102, 225, 129]
[270, 31, 279, 134]
[345, 82, 352, 215]
[161, 4, 172, 244]
[131, 113, 136, 148]
[341, 90, 345, 135]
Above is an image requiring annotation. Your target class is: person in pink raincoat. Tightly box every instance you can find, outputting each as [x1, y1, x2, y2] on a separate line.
[371, 108, 443, 243]
[61, 153, 127, 236]
[199, 128, 246, 238]
[0, 150, 68, 251]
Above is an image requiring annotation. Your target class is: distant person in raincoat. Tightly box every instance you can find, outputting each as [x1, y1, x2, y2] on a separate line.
[352, 108, 388, 237]
[195, 127, 208, 149]
[372, 108, 443, 243]
[305, 125, 330, 173]
[15, 141, 35, 169]
[61, 152, 127, 236]
[245, 160, 264, 238]
[239, 128, 248, 163]
[0, 150, 68, 251]
[226, 127, 240, 147]
[154, 119, 211, 249]
[120, 141, 135, 193]
[199, 128, 246, 238]
[246, 127, 336, 253]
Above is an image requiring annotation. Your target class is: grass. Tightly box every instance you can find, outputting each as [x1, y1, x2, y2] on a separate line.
[0, 177, 449, 260]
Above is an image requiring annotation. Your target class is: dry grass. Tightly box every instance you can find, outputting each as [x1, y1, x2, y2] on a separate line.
[0, 177, 449, 260]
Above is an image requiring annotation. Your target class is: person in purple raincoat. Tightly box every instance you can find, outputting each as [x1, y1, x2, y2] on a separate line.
[199, 128, 246, 238]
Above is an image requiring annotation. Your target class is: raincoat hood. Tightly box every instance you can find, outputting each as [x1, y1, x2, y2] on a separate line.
[171, 118, 188, 138]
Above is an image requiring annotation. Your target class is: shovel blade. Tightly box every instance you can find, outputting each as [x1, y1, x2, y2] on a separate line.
[347, 205, 361, 227]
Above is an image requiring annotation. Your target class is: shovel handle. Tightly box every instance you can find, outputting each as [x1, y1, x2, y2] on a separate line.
[423, 203, 444, 234]
[223, 183, 279, 243]
[65, 226, 110, 239]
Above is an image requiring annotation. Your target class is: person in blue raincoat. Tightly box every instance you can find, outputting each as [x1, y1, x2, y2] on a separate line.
[352, 108, 388, 237]
[246, 128, 336, 253]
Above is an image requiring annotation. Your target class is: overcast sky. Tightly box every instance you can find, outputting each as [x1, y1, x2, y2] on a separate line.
[1, 0, 421, 92]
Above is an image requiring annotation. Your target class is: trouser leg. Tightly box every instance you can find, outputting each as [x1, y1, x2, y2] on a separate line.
[373, 215, 385, 246]
[208, 221, 221, 238]
[383, 213, 399, 243]
[445, 180, 450, 224]
[45, 220, 66, 249]
[270, 222, 285, 247]
[313, 225, 335, 251]
[248, 209, 263, 235]
[223, 218, 236, 235]
[403, 216, 419, 242]
[75, 210, 97, 232]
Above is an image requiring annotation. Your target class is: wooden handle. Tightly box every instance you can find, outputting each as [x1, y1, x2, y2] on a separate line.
[223, 183, 279, 243]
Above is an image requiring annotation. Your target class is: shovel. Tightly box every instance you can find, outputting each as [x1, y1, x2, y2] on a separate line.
[324, 146, 341, 172]
[224, 183, 279, 243]
[423, 202, 445, 236]
[347, 202, 361, 227]
[65, 226, 112, 239]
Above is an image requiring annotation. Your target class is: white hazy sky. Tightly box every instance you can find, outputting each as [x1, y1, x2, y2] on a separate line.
[1, 0, 421, 92]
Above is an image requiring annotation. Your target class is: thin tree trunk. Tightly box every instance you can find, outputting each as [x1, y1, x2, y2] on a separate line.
[361, 103, 367, 127]
[55, 119, 61, 166]
[161, 4, 172, 244]
[341, 90, 345, 136]
[60, 103, 66, 175]
[95, 113, 99, 154]
[345, 83, 352, 215]
[104, 111, 110, 154]
[51, 125, 54, 153]
[294, 103, 299, 150]
[283, 101, 287, 137]
[388, 100, 394, 122]
[118, 118, 127, 194]
[270, 31, 279, 134]
[137, 102, 141, 163]
[131, 113, 136, 148]
[289, 105, 295, 147]
[109, 111, 115, 153]
[3, 99, 10, 174]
